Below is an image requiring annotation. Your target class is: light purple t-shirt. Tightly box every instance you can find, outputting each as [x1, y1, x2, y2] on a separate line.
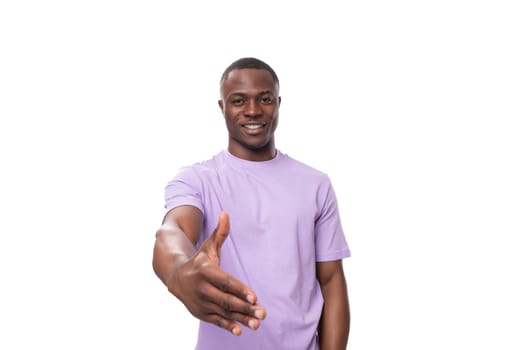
[165, 150, 351, 350]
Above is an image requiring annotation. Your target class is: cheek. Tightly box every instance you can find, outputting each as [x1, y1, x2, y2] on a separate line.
[224, 116, 238, 134]
[272, 117, 279, 132]
[270, 110, 279, 125]
[224, 107, 241, 121]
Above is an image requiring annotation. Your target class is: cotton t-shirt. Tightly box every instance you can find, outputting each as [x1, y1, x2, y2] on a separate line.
[164, 150, 351, 350]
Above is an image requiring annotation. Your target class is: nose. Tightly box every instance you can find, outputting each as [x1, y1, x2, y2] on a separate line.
[243, 99, 262, 118]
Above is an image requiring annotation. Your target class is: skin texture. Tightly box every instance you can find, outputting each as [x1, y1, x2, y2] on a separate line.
[317, 260, 351, 349]
[218, 68, 281, 161]
[152, 67, 350, 348]
[153, 208, 265, 336]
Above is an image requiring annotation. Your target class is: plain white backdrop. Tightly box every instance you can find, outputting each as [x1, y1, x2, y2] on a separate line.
[1, 1, 524, 349]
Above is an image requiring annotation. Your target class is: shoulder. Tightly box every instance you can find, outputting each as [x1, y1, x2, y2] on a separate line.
[279, 151, 331, 183]
[177, 151, 225, 175]
[167, 151, 226, 185]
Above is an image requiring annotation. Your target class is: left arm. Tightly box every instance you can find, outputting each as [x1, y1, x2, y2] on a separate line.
[317, 259, 350, 350]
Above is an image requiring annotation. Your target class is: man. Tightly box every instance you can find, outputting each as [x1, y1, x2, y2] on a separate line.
[153, 57, 351, 349]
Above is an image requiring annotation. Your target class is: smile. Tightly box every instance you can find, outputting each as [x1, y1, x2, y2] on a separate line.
[242, 123, 266, 130]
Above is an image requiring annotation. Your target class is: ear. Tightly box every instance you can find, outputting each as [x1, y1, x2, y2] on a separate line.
[218, 99, 224, 113]
[278, 96, 282, 106]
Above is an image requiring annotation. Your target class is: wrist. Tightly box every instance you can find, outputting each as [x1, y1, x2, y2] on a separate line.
[165, 254, 190, 297]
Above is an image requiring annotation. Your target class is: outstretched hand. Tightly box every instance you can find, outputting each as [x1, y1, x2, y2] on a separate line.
[167, 212, 266, 336]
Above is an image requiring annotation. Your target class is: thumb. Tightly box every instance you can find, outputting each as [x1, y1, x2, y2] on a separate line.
[210, 211, 230, 251]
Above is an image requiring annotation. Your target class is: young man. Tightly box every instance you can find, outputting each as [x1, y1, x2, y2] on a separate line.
[153, 57, 351, 349]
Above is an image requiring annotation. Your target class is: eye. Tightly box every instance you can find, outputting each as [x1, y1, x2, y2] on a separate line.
[260, 96, 274, 104]
[231, 99, 245, 106]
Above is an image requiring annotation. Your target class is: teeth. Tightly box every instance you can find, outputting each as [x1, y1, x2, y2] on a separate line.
[244, 124, 263, 129]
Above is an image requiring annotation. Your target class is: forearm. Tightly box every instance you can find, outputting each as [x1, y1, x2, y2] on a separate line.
[152, 225, 196, 285]
[318, 272, 350, 350]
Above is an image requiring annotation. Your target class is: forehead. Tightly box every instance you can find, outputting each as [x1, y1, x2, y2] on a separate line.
[221, 68, 278, 97]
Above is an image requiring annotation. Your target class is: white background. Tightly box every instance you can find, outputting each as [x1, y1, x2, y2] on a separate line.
[1, 1, 524, 349]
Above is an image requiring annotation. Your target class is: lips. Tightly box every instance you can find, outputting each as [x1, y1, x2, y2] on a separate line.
[242, 122, 266, 129]
[241, 122, 267, 135]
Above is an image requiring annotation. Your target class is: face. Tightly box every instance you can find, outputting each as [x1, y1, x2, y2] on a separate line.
[219, 68, 281, 161]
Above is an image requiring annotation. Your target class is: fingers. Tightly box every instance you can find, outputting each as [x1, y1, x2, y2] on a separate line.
[202, 287, 266, 321]
[200, 262, 259, 305]
[200, 212, 230, 263]
[206, 314, 243, 336]
[198, 269, 266, 316]
[195, 272, 267, 334]
[201, 300, 265, 336]
[190, 211, 268, 335]
[212, 211, 230, 249]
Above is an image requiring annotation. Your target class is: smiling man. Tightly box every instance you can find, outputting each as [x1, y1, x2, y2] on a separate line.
[219, 64, 280, 161]
[153, 57, 351, 350]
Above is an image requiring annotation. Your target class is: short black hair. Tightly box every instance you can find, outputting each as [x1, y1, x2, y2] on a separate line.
[220, 57, 279, 86]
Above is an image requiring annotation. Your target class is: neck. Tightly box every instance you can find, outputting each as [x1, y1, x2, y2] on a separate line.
[228, 143, 276, 162]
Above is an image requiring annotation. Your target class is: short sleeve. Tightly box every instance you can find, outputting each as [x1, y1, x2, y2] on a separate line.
[164, 166, 204, 213]
[314, 179, 351, 262]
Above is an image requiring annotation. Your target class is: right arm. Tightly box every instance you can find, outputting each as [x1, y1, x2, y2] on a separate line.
[152, 206, 266, 336]
[153, 205, 202, 286]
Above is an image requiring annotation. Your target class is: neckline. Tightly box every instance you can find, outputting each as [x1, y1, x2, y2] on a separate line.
[223, 149, 283, 169]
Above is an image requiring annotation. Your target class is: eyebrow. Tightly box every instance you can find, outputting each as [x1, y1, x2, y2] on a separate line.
[228, 90, 274, 98]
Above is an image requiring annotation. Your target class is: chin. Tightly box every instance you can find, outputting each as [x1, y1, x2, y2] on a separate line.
[232, 143, 269, 155]
[245, 140, 272, 151]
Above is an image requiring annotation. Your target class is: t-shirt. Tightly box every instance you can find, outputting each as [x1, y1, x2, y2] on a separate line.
[165, 149, 351, 350]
